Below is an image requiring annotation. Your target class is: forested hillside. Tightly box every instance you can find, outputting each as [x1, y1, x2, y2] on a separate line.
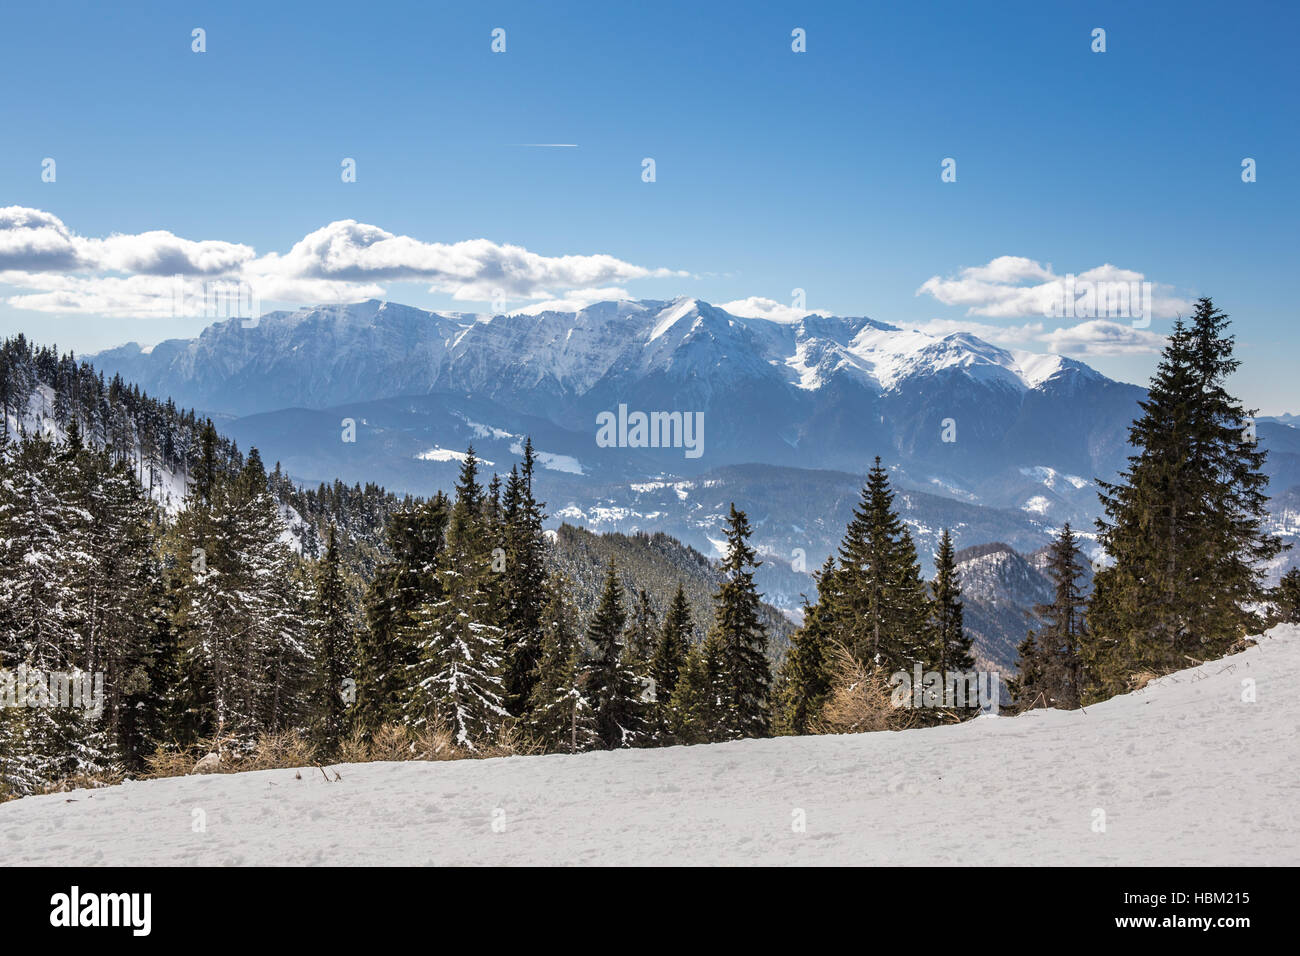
[0, 337, 792, 796]
[3, 298, 1294, 802]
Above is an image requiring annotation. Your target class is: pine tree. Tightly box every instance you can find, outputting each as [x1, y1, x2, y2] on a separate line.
[310, 524, 355, 754]
[708, 504, 771, 739]
[778, 556, 837, 735]
[70, 440, 172, 770]
[829, 459, 931, 671]
[929, 528, 973, 677]
[1086, 300, 1283, 699]
[354, 494, 448, 734]
[648, 583, 693, 741]
[408, 450, 507, 750]
[527, 583, 596, 753]
[668, 631, 728, 744]
[168, 445, 310, 748]
[1013, 523, 1087, 710]
[0, 432, 105, 786]
[1274, 568, 1300, 625]
[625, 588, 658, 671]
[501, 440, 550, 716]
[582, 562, 642, 749]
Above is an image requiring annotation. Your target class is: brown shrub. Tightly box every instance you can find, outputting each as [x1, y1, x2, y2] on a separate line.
[812, 643, 916, 735]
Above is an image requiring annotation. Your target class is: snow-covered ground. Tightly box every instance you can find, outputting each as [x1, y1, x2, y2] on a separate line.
[4, 626, 1298, 866]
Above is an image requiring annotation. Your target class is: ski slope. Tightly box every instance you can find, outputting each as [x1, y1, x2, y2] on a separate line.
[4, 625, 1297, 866]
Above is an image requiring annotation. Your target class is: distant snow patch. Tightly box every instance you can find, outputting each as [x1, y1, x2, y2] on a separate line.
[418, 447, 494, 466]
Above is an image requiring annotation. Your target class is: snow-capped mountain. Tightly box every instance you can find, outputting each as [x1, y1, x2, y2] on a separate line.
[96, 296, 1098, 417]
[92, 296, 1142, 501]
[88, 297, 1300, 607]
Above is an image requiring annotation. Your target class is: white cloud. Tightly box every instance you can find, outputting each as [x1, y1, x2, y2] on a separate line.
[0, 207, 684, 317]
[249, 219, 685, 300]
[1041, 319, 1168, 356]
[0, 206, 256, 277]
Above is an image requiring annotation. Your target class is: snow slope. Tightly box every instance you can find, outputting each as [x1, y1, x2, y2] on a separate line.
[4, 626, 1297, 866]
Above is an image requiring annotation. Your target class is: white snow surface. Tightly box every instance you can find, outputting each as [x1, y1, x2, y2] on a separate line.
[4, 626, 1297, 866]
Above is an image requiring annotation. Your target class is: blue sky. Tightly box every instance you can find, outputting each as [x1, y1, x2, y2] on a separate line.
[2, 0, 1297, 411]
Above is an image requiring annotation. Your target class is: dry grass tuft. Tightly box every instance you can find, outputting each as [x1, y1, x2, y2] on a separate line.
[1128, 670, 1159, 692]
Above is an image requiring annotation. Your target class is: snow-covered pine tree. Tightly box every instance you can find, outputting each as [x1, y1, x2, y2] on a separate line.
[0, 432, 106, 788]
[169, 445, 310, 748]
[1275, 568, 1300, 625]
[408, 450, 507, 750]
[70, 435, 172, 770]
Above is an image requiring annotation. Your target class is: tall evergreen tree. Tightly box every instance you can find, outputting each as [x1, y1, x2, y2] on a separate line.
[708, 504, 772, 739]
[625, 588, 658, 670]
[527, 583, 596, 753]
[827, 458, 930, 670]
[929, 528, 973, 677]
[668, 631, 728, 744]
[778, 556, 837, 735]
[1013, 523, 1087, 710]
[582, 562, 642, 749]
[310, 524, 355, 753]
[408, 450, 507, 749]
[500, 440, 550, 716]
[354, 494, 448, 734]
[647, 583, 693, 741]
[1086, 299, 1283, 699]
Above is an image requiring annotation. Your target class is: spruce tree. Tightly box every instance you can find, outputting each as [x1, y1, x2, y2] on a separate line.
[582, 562, 642, 749]
[829, 458, 930, 670]
[1275, 568, 1300, 625]
[929, 528, 973, 677]
[409, 450, 507, 750]
[1086, 299, 1283, 698]
[1014, 524, 1087, 710]
[625, 588, 658, 674]
[354, 494, 447, 734]
[707, 504, 771, 739]
[778, 556, 837, 735]
[527, 583, 596, 753]
[310, 524, 355, 754]
[668, 631, 728, 744]
[648, 583, 693, 742]
[0, 432, 106, 785]
[501, 440, 550, 716]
